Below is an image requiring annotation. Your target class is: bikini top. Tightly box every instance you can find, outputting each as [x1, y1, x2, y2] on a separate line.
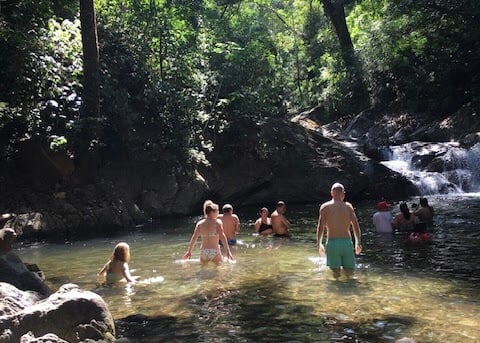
[259, 221, 272, 232]
[204, 231, 218, 237]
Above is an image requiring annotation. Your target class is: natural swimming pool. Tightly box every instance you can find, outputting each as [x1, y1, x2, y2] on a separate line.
[16, 194, 480, 342]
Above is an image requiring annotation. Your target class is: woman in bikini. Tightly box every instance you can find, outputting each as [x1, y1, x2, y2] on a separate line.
[254, 207, 273, 235]
[183, 200, 234, 265]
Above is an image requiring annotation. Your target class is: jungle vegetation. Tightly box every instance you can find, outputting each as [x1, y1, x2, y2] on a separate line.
[1, 0, 479, 167]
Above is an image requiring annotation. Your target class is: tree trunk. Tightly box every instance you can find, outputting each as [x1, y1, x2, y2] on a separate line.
[321, 0, 354, 64]
[79, 0, 100, 118]
[321, 0, 369, 112]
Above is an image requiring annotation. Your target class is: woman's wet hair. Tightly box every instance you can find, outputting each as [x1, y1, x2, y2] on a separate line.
[112, 242, 130, 262]
[203, 200, 218, 216]
[400, 202, 411, 219]
[419, 197, 429, 207]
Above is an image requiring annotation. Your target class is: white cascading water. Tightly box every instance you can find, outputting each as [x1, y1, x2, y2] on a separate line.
[380, 142, 480, 194]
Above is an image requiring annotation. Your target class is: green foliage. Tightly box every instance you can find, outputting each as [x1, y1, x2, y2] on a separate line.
[1, 0, 479, 166]
[0, 1, 82, 159]
[349, 0, 480, 113]
[49, 135, 68, 151]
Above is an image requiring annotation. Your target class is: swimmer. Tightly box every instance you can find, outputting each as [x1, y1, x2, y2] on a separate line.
[183, 200, 234, 265]
[219, 203, 240, 245]
[413, 197, 434, 226]
[271, 201, 291, 237]
[98, 242, 139, 284]
[254, 207, 273, 235]
[316, 183, 362, 279]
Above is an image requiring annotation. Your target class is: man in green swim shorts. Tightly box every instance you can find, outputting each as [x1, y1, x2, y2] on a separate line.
[316, 182, 362, 279]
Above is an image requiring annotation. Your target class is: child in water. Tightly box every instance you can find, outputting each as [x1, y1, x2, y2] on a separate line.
[98, 242, 138, 284]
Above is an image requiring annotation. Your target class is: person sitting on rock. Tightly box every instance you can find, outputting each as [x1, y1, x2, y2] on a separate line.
[0, 227, 17, 255]
[98, 242, 139, 284]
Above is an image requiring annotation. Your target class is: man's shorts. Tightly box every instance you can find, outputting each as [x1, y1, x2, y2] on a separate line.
[326, 238, 355, 269]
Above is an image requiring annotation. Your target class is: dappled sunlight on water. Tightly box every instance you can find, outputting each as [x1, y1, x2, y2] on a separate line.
[15, 194, 480, 342]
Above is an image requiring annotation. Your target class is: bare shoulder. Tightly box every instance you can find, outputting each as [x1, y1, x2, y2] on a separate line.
[320, 200, 334, 210]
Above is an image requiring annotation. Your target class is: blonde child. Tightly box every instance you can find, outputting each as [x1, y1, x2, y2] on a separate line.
[98, 242, 138, 284]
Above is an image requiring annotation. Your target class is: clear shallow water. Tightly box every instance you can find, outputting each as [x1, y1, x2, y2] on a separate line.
[15, 194, 480, 342]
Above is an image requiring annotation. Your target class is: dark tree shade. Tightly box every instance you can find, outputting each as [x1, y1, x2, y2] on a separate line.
[79, 0, 99, 118]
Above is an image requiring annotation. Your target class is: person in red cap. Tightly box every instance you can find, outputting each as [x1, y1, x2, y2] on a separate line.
[372, 201, 393, 233]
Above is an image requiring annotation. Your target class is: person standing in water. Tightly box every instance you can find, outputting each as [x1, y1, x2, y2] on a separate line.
[271, 201, 291, 237]
[183, 200, 234, 265]
[372, 201, 393, 234]
[219, 203, 240, 245]
[98, 242, 139, 284]
[392, 202, 418, 232]
[254, 207, 273, 235]
[414, 197, 434, 226]
[317, 183, 362, 279]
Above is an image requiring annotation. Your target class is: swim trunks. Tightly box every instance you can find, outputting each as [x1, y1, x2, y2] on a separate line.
[325, 238, 355, 269]
[200, 248, 220, 261]
[219, 239, 237, 246]
[273, 233, 290, 238]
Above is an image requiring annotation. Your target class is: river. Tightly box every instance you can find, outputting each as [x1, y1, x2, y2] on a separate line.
[15, 194, 480, 342]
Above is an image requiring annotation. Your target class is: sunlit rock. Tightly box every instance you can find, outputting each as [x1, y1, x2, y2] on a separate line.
[0, 283, 115, 343]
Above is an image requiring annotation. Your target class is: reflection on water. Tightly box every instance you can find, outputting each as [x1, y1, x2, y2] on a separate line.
[15, 195, 480, 342]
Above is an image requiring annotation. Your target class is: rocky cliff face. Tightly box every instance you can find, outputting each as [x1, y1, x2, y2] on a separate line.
[0, 113, 435, 241]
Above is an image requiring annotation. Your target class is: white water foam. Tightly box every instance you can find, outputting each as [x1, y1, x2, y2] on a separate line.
[381, 142, 480, 194]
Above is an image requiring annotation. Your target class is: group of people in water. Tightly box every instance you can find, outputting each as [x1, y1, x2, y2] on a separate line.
[98, 183, 436, 284]
[372, 197, 434, 240]
[98, 182, 367, 283]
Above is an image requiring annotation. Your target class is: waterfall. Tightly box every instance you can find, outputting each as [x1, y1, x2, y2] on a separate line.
[380, 142, 480, 194]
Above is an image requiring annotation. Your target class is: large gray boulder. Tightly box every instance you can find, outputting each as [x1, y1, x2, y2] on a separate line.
[0, 283, 115, 343]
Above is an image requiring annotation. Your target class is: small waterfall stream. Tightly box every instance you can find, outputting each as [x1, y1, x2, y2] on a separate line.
[380, 141, 480, 194]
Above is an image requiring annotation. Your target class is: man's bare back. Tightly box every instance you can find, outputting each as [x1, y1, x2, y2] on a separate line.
[219, 204, 240, 241]
[316, 183, 362, 278]
[319, 200, 357, 239]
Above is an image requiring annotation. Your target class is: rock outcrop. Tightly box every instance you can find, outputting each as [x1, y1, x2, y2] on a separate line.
[0, 283, 115, 343]
[0, 252, 51, 296]
[0, 113, 433, 241]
